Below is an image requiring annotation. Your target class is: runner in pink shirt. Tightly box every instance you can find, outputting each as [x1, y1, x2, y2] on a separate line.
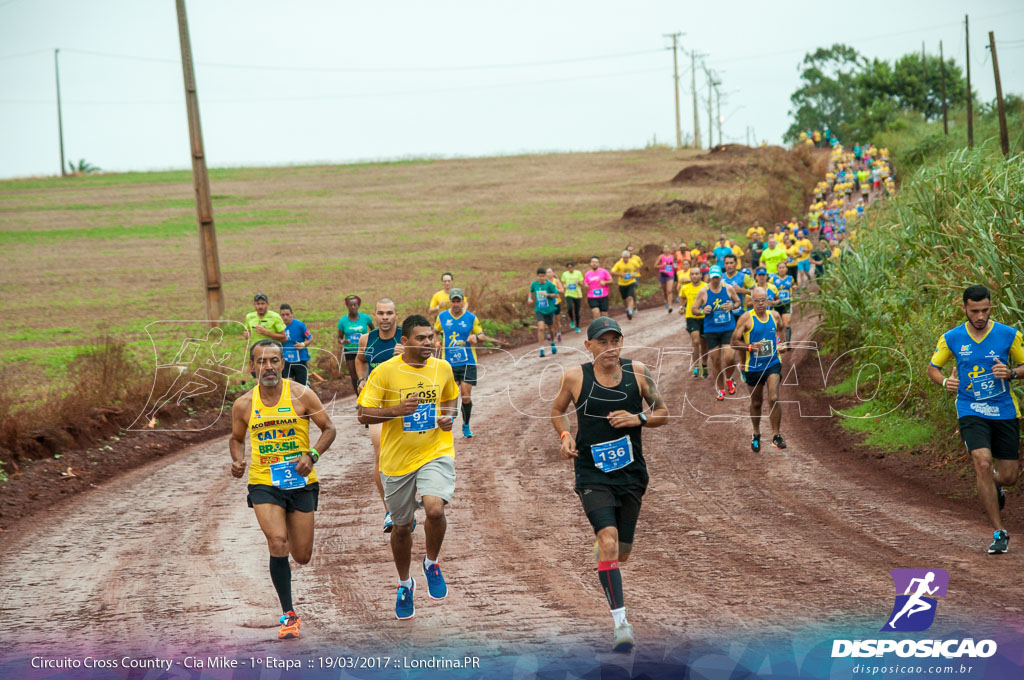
[656, 244, 677, 314]
[584, 256, 613, 321]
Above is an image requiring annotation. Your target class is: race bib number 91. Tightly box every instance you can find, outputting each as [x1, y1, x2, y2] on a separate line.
[403, 402, 437, 433]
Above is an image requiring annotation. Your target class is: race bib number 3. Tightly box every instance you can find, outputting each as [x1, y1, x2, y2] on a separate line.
[270, 460, 307, 489]
[403, 402, 437, 432]
[590, 435, 634, 473]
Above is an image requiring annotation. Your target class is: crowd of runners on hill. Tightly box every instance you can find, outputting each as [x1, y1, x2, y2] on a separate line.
[228, 139, 1023, 653]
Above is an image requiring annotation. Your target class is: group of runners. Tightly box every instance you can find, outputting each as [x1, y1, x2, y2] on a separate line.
[225, 139, 1020, 657]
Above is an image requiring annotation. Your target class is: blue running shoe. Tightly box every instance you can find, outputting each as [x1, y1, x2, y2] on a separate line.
[383, 511, 394, 533]
[988, 530, 1009, 555]
[395, 580, 415, 619]
[551, 344, 557, 355]
[539, 348, 545, 357]
[751, 434, 761, 453]
[462, 422, 473, 438]
[422, 559, 448, 600]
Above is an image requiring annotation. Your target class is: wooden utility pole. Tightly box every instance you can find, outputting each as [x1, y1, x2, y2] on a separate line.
[691, 50, 701, 149]
[176, 0, 224, 324]
[715, 84, 722, 146]
[664, 33, 682, 149]
[703, 64, 714, 149]
[940, 40, 948, 135]
[988, 31, 1009, 158]
[54, 49, 67, 177]
[965, 15, 974, 148]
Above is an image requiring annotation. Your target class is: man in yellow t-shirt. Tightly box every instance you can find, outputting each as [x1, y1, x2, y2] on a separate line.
[677, 266, 708, 378]
[357, 314, 460, 618]
[244, 293, 287, 343]
[610, 250, 642, 320]
[428, 272, 467, 316]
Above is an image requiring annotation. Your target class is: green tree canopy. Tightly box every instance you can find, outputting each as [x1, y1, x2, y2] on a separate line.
[785, 44, 969, 144]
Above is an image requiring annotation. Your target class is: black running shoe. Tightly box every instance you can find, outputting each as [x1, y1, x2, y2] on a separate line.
[772, 434, 787, 450]
[751, 434, 761, 453]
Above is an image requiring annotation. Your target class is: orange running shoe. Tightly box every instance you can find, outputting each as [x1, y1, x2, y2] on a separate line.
[278, 611, 301, 639]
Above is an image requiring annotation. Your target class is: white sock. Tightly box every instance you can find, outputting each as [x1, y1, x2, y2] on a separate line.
[423, 556, 437, 569]
[611, 607, 628, 627]
[400, 578, 413, 589]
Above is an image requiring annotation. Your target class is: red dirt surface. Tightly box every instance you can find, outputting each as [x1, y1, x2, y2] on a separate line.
[2, 305, 1021, 658]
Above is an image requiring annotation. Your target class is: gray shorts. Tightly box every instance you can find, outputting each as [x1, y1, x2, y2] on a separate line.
[380, 455, 456, 526]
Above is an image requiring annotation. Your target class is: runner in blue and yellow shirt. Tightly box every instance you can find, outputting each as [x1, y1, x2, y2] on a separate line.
[434, 288, 497, 439]
[928, 285, 1024, 555]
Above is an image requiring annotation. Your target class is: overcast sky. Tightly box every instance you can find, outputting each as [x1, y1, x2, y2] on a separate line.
[1, 0, 1021, 179]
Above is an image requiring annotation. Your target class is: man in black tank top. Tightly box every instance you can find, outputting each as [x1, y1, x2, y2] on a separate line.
[550, 316, 669, 653]
[355, 298, 405, 532]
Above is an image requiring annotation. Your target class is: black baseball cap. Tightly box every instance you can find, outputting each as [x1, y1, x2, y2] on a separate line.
[253, 292, 268, 302]
[587, 316, 622, 340]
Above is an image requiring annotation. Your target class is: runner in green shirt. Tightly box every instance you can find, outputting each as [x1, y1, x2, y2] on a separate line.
[243, 292, 287, 343]
[336, 294, 374, 395]
[759, 237, 788, 277]
[560, 261, 585, 334]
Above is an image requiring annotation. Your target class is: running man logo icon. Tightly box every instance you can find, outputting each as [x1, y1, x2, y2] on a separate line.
[881, 568, 949, 632]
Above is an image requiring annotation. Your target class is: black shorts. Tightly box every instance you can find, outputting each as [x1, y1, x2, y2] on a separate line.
[247, 482, 320, 513]
[658, 272, 673, 284]
[343, 350, 358, 363]
[686, 317, 705, 335]
[588, 297, 610, 312]
[535, 311, 554, 325]
[283, 361, 308, 386]
[451, 363, 478, 386]
[743, 362, 782, 387]
[775, 302, 792, 315]
[958, 416, 1020, 460]
[703, 329, 732, 350]
[618, 283, 637, 300]
[575, 483, 646, 545]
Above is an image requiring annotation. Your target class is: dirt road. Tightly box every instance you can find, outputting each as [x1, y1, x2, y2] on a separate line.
[2, 308, 1022, 660]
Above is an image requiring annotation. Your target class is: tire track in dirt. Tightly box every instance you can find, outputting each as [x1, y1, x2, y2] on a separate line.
[2, 306, 1021, 659]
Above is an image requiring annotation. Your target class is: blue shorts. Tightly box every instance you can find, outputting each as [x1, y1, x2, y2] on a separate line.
[797, 260, 810, 273]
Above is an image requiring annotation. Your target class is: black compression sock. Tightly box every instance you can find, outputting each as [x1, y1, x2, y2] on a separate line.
[269, 555, 293, 613]
[598, 560, 624, 610]
[785, 326, 792, 343]
[462, 400, 473, 425]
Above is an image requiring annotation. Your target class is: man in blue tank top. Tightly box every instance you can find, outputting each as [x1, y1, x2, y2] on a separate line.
[928, 285, 1024, 555]
[355, 298, 407, 533]
[691, 265, 742, 401]
[731, 287, 788, 452]
[549, 317, 669, 653]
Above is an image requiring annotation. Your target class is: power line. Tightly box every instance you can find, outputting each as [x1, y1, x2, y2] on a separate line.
[0, 65, 670, 106]
[55, 46, 666, 73]
[0, 48, 49, 62]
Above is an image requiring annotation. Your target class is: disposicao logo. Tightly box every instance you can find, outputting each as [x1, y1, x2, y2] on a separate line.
[832, 568, 997, 659]
[882, 568, 948, 632]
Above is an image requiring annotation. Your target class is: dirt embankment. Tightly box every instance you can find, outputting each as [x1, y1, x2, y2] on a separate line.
[623, 144, 828, 228]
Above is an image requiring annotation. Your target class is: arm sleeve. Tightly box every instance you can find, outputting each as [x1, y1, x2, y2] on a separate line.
[929, 335, 953, 368]
[1010, 331, 1024, 365]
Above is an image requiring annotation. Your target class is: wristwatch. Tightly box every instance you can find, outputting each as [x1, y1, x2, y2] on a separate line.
[637, 412, 648, 427]
[308, 449, 320, 465]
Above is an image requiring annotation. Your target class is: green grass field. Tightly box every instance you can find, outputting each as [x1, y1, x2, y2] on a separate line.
[3, 148, 766, 395]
